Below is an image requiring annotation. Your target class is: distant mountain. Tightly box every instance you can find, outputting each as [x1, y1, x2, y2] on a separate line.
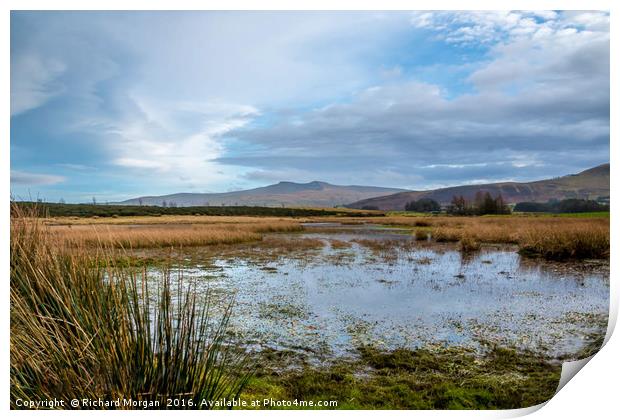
[347, 164, 610, 211]
[115, 181, 406, 208]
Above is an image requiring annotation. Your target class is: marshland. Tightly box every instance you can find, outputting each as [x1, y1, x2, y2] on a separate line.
[10, 204, 609, 409]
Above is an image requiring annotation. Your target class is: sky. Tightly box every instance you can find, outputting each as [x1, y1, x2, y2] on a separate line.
[10, 11, 610, 203]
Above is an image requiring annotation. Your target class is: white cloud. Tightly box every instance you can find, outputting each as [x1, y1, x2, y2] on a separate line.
[97, 97, 260, 190]
[113, 158, 170, 170]
[11, 54, 66, 116]
[410, 10, 609, 46]
[55, 163, 97, 171]
[11, 171, 65, 185]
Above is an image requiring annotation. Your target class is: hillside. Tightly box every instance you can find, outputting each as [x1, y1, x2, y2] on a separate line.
[347, 164, 610, 211]
[115, 181, 406, 208]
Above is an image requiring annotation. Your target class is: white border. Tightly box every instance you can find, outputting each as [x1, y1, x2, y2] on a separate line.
[2, 1, 616, 419]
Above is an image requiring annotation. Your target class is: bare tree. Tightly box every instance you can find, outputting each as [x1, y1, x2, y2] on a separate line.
[92, 197, 97, 205]
[138, 198, 143, 206]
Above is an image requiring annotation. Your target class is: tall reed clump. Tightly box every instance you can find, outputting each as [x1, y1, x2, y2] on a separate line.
[518, 225, 610, 260]
[11, 205, 251, 409]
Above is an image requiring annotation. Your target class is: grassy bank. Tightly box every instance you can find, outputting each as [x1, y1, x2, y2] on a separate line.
[241, 346, 561, 409]
[10, 205, 250, 409]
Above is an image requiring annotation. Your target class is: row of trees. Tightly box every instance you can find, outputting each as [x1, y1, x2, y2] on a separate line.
[404, 198, 441, 212]
[403, 192, 510, 215]
[447, 192, 511, 215]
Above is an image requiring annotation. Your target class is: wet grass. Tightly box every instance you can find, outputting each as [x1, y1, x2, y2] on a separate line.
[241, 345, 561, 409]
[329, 239, 352, 249]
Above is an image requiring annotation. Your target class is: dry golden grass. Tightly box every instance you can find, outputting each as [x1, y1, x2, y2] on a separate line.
[329, 239, 352, 249]
[26, 212, 610, 259]
[519, 224, 609, 260]
[44, 214, 307, 226]
[45, 218, 302, 249]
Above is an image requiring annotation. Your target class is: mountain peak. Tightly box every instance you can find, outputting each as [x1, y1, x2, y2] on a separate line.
[115, 180, 403, 207]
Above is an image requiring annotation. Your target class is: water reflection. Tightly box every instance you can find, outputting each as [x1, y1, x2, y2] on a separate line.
[152, 227, 609, 360]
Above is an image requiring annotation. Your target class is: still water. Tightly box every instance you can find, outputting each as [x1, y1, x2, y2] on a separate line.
[157, 225, 609, 360]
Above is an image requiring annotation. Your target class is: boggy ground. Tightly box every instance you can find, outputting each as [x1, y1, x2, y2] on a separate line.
[241, 345, 563, 409]
[130, 224, 606, 410]
[42, 212, 609, 261]
[17, 212, 610, 410]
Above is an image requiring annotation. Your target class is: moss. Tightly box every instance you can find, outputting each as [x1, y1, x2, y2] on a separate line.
[240, 345, 561, 409]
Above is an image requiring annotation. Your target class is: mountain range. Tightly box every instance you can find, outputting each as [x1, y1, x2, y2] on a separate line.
[115, 181, 406, 208]
[115, 164, 609, 210]
[348, 164, 610, 210]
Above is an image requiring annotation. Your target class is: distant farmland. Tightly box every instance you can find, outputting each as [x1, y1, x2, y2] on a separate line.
[12, 201, 384, 218]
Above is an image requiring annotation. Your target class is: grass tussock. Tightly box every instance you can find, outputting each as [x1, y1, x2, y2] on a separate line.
[414, 229, 429, 241]
[460, 236, 481, 253]
[519, 225, 610, 260]
[329, 239, 351, 249]
[257, 237, 326, 252]
[11, 205, 251, 409]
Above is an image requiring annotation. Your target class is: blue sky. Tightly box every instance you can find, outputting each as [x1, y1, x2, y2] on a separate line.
[10, 11, 609, 203]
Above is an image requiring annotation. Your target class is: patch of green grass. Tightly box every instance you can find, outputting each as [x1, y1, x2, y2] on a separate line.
[387, 211, 433, 217]
[553, 211, 610, 218]
[240, 346, 561, 409]
[513, 211, 610, 218]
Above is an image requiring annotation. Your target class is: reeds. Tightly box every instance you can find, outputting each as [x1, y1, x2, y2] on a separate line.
[46, 219, 302, 249]
[518, 225, 610, 260]
[11, 205, 251, 409]
[312, 214, 609, 260]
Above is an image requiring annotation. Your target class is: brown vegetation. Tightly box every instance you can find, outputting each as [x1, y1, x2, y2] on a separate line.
[27, 212, 610, 260]
[44, 217, 302, 249]
[309, 215, 609, 260]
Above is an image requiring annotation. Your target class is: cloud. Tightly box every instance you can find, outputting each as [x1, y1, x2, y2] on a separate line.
[11, 171, 65, 186]
[94, 98, 260, 191]
[9, 11, 610, 199]
[55, 163, 97, 171]
[11, 54, 66, 116]
[221, 11, 609, 188]
[113, 158, 170, 170]
[11, 12, 413, 197]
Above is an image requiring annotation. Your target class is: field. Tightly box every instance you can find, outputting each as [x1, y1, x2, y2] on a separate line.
[10, 205, 610, 409]
[14, 201, 382, 218]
